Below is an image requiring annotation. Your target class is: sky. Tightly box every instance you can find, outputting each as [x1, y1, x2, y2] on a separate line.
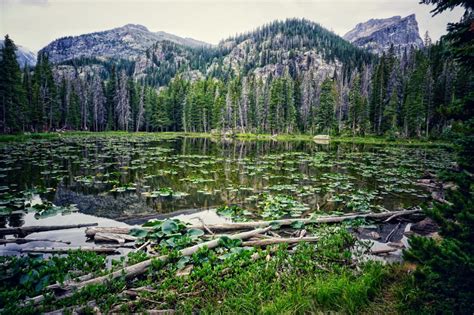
[0, 0, 464, 52]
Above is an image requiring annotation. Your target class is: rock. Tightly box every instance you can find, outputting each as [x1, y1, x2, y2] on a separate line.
[343, 14, 423, 56]
[411, 218, 439, 236]
[369, 231, 381, 240]
[313, 135, 330, 140]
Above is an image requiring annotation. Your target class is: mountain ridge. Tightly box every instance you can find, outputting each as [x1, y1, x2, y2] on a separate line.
[343, 14, 423, 55]
[39, 23, 211, 64]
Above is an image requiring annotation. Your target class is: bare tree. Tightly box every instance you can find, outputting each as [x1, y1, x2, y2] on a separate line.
[115, 71, 130, 131]
[135, 85, 145, 132]
[91, 77, 106, 131]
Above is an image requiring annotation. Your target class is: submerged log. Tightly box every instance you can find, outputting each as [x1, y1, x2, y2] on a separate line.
[0, 223, 98, 236]
[20, 246, 118, 254]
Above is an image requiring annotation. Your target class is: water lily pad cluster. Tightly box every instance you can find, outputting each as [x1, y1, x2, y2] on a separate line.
[0, 134, 454, 221]
[259, 194, 310, 220]
[130, 219, 205, 250]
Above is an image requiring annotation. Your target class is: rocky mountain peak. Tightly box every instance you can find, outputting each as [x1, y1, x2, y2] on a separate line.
[121, 24, 149, 32]
[343, 14, 423, 55]
[39, 24, 210, 64]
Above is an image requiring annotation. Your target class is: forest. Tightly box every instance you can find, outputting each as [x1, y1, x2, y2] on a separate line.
[0, 18, 470, 138]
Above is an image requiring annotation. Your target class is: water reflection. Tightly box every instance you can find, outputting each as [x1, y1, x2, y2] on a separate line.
[0, 136, 452, 223]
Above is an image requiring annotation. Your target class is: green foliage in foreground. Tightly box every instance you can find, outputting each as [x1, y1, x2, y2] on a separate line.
[0, 225, 405, 314]
[400, 157, 474, 313]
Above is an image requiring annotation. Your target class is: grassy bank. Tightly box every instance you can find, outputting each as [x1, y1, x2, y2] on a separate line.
[0, 224, 410, 314]
[0, 131, 452, 147]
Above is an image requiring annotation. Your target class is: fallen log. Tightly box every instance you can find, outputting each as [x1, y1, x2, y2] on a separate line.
[93, 232, 137, 244]
[46, 273, 95, 291]
[20, 246, 118, 254]
[14, 227, 275, 307]
[85, 209, 422, 237]
[85, 227, 131, 238]
[0, 238, 71, 245]
[242, 237, 319, 247]
[0, 223, 98, 236]
[190, 209, 422, 232]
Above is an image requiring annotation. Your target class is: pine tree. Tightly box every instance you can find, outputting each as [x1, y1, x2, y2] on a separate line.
[32, 53, 59, 131]
[315, 77, 337, 134]
[0, 35, 27, 133]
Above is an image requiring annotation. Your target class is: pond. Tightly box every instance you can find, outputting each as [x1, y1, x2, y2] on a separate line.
[0, 134, 454, 230]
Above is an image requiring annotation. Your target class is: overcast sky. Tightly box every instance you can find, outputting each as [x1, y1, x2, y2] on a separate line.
[0, 0, 464, 52]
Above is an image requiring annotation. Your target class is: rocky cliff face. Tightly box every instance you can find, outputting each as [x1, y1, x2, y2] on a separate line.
[0, 40, 36, 67]
[343, 14, 423, 55]
[39, 24, 210, 63]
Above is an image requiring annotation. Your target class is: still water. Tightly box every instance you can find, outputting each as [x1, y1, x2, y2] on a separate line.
[0, 135, 453, 229]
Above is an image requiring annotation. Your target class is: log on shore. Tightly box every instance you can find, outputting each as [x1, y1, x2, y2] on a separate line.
[93, 232, 137, 244]
[20, 246, 118, 254]
[84, 209, 422, 237]
[0, 223, 98, 236]
[190, 209, 422, 232]
[66, 227, 272, 291]
[25, 229, 272, 305]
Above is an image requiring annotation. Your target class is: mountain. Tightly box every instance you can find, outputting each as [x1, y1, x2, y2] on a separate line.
[212, 19, 373, 80]
[46, 19, 374, 90]
[0, 40, 36, 67]
[39, 24, 210, 64]
[343, 14, 423, 55]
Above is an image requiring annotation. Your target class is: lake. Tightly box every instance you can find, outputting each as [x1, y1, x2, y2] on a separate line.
[0, 134, 454, 231]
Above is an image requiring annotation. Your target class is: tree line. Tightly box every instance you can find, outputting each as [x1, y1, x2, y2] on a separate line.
[0, 32, 469, 137]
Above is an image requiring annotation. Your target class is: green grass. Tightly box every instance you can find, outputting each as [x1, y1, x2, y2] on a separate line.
[0, 131, 452, 147]
[0, 225, 411, 314]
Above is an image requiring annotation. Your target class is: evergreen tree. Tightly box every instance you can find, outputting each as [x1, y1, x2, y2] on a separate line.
[32, 53, 59, 131]
[315, 77, 337, 134]
[0, 35, 27, 133]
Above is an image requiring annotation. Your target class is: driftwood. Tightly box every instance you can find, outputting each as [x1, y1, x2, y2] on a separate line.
[135, 240, 151, 252]
[85, 227, 131, 238]
[56, 227, 271, 294]
[0, 223, 98, 236]
[93, 232, 137, 244]
[190, 209, 422, 232]
[0, 238, 71, 245]
[384, 207, 421, 222]
[46, 273, 95, 291]
[20, 246, 118, 254]
[85, 209, 422, 238]
[242, 237, 319, 247]
[385, 223, 401, 243]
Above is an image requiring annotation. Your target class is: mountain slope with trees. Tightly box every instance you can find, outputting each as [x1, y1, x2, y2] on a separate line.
[0, 17, 469, 139]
